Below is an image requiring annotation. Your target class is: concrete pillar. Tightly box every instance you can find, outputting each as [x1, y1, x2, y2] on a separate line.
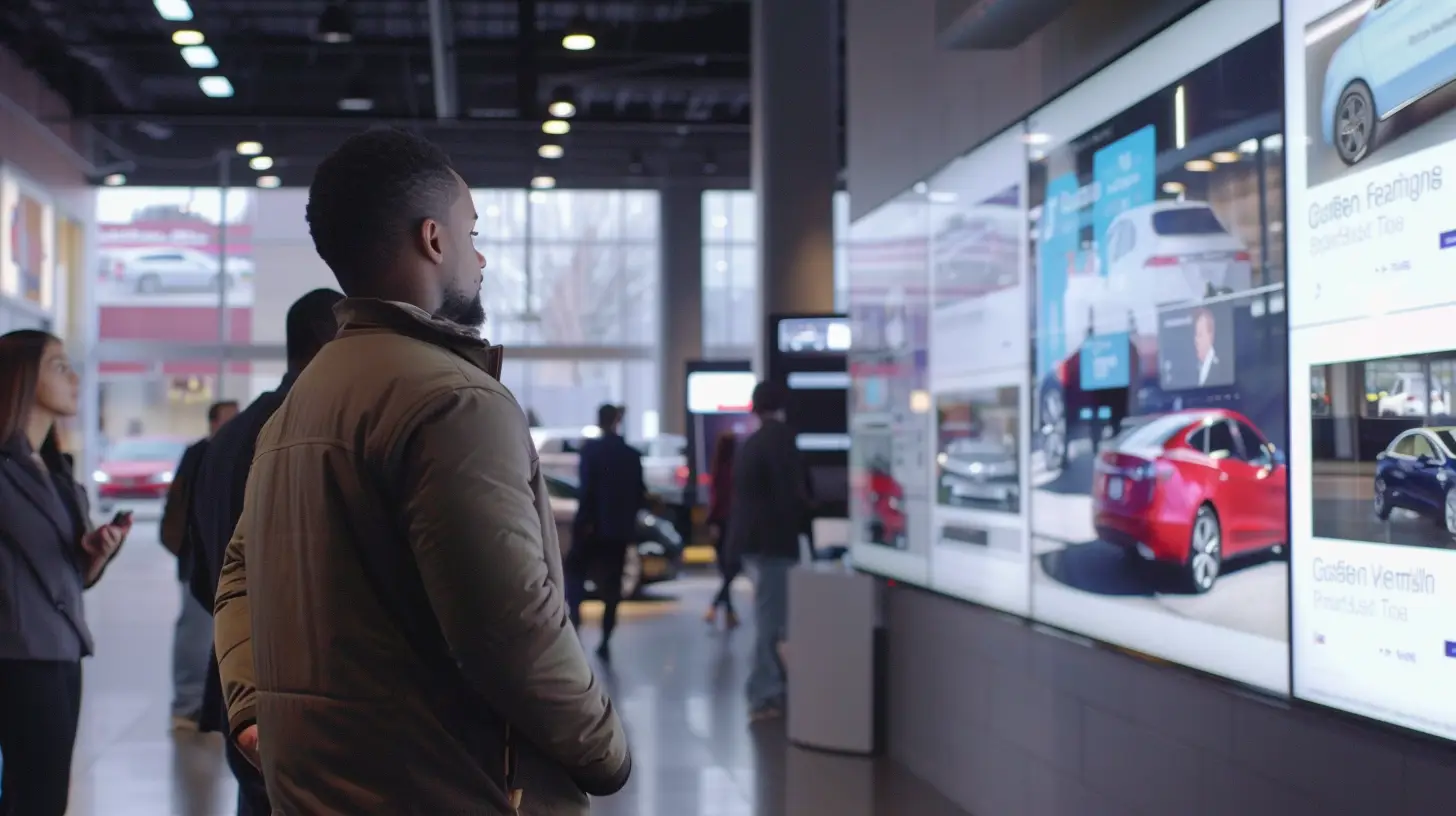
[658, 185, 704, 436]
[752, 0, 839, 373]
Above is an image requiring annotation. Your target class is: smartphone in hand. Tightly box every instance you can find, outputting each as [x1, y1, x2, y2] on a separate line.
[110, 510, 133, 527]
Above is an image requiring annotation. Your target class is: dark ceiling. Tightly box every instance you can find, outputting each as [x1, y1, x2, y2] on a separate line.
[3, 0, 773, 188]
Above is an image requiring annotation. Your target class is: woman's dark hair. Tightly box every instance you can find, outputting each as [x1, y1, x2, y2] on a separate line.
[711, 430, 738, 472]
[0, 329, 68, 473]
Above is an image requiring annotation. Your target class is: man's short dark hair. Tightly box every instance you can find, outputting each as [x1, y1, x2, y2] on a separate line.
[597, 403, 621, 429]
[207, 401, 239, 425]
[751, 381, 788, 415]
[305, 128, 461, 293]
[285, 288, 345, 364]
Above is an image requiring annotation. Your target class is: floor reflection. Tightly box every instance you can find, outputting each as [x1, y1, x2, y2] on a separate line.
[72, 516, 967, 816]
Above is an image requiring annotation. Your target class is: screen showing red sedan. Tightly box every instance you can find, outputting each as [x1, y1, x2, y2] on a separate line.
[1092, 409, 1287, 593]
[94, 436, 189, 503]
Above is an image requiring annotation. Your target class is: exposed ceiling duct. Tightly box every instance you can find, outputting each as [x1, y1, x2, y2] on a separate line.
[427, 0, 458, 119]
[936, 0, 1078, 50]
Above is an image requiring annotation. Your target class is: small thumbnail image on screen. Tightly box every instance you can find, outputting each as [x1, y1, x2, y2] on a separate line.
[1157, 301, 1236, 391]
[1310, 349, 1456, 549]
[935, 386, 1021, 514]
[777, 318, 851, 354]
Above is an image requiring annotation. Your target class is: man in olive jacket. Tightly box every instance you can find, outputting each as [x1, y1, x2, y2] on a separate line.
[213, 128, 631, 815]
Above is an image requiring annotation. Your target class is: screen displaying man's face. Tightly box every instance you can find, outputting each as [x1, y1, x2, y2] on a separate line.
[1194, 311, 1215, 362]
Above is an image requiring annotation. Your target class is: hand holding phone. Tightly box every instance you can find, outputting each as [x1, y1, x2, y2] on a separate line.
[110, 510, 133, 527]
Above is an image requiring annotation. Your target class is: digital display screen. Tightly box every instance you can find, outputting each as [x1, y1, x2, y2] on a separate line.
[686, 371, 756, 414]
[1286, 0, 1456, 740]
[1026, 0, 1286, 693]
[777, 317, 852, 354]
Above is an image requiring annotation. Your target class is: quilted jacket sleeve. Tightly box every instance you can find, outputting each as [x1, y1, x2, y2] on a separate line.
[396, 386, 631, 796]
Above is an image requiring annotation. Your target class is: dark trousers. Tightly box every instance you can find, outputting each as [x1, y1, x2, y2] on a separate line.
[0, 659, 83, 816]
[565, 538, 630, 642]
[226, 737, 271, 816]
[710, 521, 740, 613]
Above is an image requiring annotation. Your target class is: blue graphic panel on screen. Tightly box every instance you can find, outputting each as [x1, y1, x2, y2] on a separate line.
[1079, 330, 1131, 389]
[1037, 171, 1081, 379]
[1092, 125, 1157, 277]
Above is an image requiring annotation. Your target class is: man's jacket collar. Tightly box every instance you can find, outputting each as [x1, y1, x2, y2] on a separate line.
[333, 298, 504, 380]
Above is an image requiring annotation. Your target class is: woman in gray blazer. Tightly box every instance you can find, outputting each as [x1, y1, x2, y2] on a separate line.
[0, 330, 131, 816]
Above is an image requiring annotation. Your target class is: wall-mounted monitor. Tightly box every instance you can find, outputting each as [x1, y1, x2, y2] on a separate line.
[1025, 0, 1286, 694]
[1285, 0, 1456, 740]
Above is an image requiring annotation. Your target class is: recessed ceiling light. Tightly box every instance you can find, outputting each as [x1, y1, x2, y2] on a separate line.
[315, 2, 355, 44]
[198, 75, 234, 98]
[542, 119, 570, 136]
[102, 173, 127, 187]
[338, 96, 375, 112]
[180, 45, 218, 69]
[1162, 181, 1186, 194]
[154, 0, 194, 22]
[1210, 151, 1240, 164]
[256, 175, 281, 189]
[547, 100, 577, 119]
[1238, 138, 1259, 154]
[1184, 159, 1215, 172]
[236, 141, 263, 156]
[912, 181, 928, 195]
[530, 175, 556, 189]
[249, 156, 274, 171]
[172, 30, 204, 46]
[1023, 132, 1052, 145]
[562, 33, 595, 51]
[538, 144, 564, 160]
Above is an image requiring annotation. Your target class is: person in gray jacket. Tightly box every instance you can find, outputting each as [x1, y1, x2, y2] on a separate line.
[0, 330, 130, 815]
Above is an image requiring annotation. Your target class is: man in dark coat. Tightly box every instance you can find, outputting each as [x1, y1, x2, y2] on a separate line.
[726, 381, 811, 722]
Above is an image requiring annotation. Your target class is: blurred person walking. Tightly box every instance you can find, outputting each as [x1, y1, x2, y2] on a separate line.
[566, 403, 647, 659]
[727, 381, 811, 723]
[186, 289, 343, 816]
[0, 331, 132, 815]
[703, 430, 741, 629]
[160, 399, 237, 731]
[213, 128, 630, 815]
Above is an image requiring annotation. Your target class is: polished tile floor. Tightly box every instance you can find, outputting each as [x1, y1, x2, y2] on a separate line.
[68, 512, 970, 815]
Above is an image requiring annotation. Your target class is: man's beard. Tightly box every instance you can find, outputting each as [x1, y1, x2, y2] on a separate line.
[438, 288, 486, 328]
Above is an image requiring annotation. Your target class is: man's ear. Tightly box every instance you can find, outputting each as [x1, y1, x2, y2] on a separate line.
[418, 217, 446, 264]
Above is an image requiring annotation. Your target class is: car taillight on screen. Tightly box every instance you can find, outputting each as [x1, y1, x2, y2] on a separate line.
[1144, 255, 1181, 267]
[674, 465, 689, 486]
[1233, 251, 1252, 263]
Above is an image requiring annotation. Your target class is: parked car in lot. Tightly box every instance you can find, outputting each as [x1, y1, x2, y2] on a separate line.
[100, 248, 251, 294]
[1374, 426, 1456, 534]
[94, 436, 190, 508]
[544, 473, 683, 599]
[1321, 0, 1456, 166]
[1091, 409, 1287, 594]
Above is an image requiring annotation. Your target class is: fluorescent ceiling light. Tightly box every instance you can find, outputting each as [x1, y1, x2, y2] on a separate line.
[256, 175, 281, 189]
[102, 174, 127, 187]
[249, 156, 274, 171]
[171, 30, 204, 46]
[1023, 132, 1051, 146]
[1184, 159, 1214, 172]
[542, 119, 570, 136]
[338, 97, 375, 112]
[198, 75, 234, 98]
[530, 176, 556, 189]
[1210, 151, 1240, 164]
[236, 141, 263, 156]
[1174, 85, 1186, 150]
[538, 144, 564, 160]
[562, 33, 596, 51]
[181, 45, 218, 69]
[154, 0, 194, 22]
[1161, 181, 1186, 194]
[927, 191, 957, 204]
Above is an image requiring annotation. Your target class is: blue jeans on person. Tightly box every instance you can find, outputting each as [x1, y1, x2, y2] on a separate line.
[745, 555, 795, 711]
[171, 583, 212, 721]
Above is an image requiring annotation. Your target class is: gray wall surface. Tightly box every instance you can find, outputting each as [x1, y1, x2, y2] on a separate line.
[844, 0, 1203, 219]
[886, 587, 1456, 816]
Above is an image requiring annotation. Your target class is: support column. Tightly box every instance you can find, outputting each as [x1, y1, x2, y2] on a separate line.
[658, 185, 704, 436]
[753, 0, 839, 373]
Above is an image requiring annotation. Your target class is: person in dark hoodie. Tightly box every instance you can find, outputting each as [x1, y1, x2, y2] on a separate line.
[186, 288, 343, 816]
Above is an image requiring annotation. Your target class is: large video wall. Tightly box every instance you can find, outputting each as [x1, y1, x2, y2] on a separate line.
[850, 0, 1456, 742]
[849, 0, 1291, 696]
